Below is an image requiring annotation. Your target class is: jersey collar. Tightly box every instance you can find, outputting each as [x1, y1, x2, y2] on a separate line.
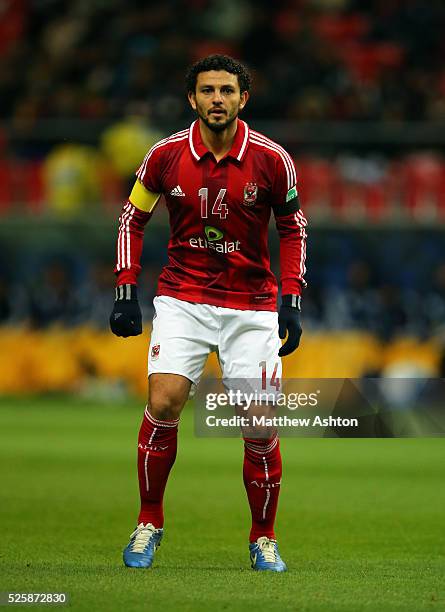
[188, 118, 250, 163]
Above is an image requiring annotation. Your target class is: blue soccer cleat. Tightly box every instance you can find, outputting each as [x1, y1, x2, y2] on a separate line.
[249, 536, 287, 572]
[123, 522, 163, 568]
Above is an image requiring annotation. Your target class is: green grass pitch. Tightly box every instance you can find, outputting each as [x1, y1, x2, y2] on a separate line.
[0, 396, 444, 611]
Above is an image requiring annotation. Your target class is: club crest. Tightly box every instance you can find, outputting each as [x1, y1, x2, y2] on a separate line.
[151, 343, 160, 360]
[243, 182, 258, 206]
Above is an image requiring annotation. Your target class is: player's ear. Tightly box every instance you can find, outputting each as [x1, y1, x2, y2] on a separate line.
[239, 90, 249, 111]
[188, 91, 197, 110]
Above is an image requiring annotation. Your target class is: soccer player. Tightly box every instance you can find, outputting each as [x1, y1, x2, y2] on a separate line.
[110, 55, 307, 572]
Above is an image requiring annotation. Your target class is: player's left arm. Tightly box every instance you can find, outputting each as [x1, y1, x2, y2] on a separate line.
[271, 153, 308, 357]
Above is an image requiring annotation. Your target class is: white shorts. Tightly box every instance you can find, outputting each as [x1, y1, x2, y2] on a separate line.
[148, 296, 282, 394]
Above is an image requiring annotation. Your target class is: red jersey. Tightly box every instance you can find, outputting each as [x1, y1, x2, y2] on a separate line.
[114, 119, 307, 311]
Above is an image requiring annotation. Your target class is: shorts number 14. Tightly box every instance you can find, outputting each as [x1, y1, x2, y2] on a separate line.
[259, 361, 280, 391]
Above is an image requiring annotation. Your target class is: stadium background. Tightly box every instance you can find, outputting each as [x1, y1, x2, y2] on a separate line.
[1, 0, 445, 396]
[0, 2, 444, 610]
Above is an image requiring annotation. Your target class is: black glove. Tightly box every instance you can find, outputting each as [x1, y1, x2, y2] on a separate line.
[109, 284, 142, 337]
[278, 294, 302, 357]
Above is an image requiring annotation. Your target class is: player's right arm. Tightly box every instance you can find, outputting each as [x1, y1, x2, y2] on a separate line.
[109, 179, 161, 337]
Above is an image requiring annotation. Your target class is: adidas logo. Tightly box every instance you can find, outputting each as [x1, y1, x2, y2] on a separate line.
[170, 185, 185, 197]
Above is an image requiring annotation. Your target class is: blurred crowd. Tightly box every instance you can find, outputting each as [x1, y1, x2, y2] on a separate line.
[0, 0, 444, 348]
[1, 0, 444, 220]
[0, 231, 444, 343]
[1, 148, 445, 221]
[1, 0, 445, 131]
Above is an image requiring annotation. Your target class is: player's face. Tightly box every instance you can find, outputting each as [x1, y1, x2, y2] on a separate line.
[188, 71, 249, 133]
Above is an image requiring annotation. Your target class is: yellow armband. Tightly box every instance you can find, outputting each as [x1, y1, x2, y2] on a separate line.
[129, 180, 161, 213]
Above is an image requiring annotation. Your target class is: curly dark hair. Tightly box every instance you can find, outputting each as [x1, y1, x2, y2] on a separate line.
[186, 55, 252, 94]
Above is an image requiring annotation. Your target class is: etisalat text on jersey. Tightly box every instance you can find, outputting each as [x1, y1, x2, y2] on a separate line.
[189, 237, 241, 253]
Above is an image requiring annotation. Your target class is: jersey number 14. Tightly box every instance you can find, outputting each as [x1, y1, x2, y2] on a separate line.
[199, 188, 228, 220]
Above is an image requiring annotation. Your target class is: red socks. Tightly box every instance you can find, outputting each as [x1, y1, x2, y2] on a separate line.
[137, 407, 179, 528]
[136, 408, 282, 540]
[243, 435, 282, 542]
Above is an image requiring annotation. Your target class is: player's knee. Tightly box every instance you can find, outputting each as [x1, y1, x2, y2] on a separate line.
[148, 394, 182, 421]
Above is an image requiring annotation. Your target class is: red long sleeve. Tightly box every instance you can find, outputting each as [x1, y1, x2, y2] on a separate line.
[114, 200, 153, 285]
[275, 209, 308, 296]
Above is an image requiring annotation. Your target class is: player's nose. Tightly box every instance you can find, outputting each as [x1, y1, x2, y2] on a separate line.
[211, 90, 224, 103]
